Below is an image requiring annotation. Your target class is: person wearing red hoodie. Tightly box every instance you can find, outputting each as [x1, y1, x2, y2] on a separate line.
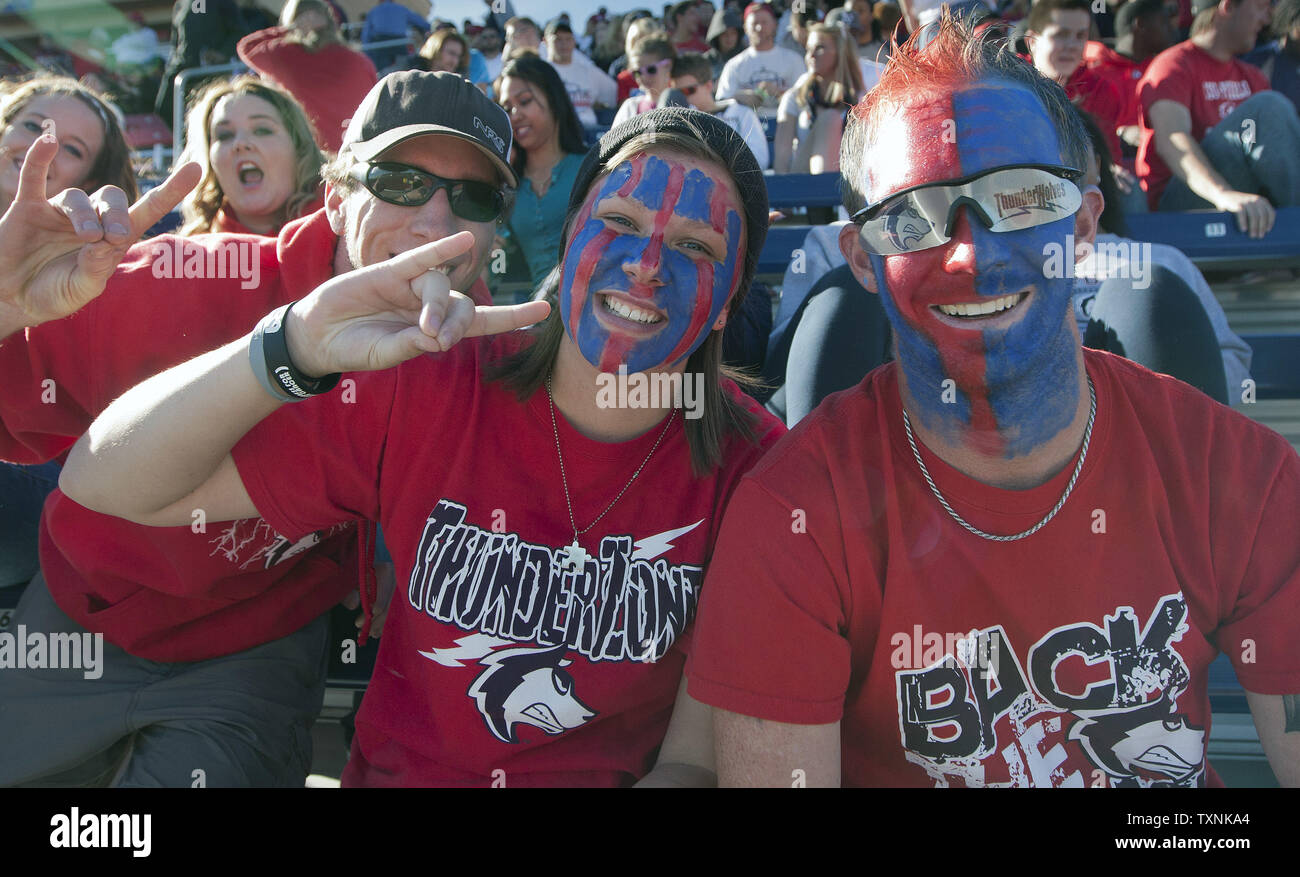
[237, 0, 379, 154]
[0, 72, 511, 787]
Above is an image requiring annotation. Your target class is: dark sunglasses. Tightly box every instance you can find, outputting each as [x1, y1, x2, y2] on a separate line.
[635, 61, 667, 79]
[348, 161, 512, 222]
[679, 82, 708, 97]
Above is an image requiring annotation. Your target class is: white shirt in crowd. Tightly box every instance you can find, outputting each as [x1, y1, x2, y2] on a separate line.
[550, 57, 618, 127]
[712, 99, 770, 169]
[716, 45, 807, 118]
[860, 58, 885, 92]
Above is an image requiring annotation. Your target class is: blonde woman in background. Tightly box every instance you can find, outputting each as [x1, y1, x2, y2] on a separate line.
[773, 24, 863, 175]
[179, 76, 324, 235]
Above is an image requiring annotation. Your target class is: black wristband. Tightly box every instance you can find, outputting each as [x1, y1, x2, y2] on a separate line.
[252, 303, 340, 401]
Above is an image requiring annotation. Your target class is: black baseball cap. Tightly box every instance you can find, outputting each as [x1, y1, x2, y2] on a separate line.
[341, 71, 517, 188]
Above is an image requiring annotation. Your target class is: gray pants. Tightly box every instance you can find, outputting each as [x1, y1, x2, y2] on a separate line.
[1160, 91, 1300, 210]
[0, 574, 330, 787]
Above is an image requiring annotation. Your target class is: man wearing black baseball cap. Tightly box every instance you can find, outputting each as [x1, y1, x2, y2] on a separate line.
[1137, 0, 1300, 235]
[0, 71, 523, 786]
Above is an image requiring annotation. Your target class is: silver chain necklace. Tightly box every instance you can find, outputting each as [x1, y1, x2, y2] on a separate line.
[547, 376, 677, 571]
[901, 377, 1096, 542]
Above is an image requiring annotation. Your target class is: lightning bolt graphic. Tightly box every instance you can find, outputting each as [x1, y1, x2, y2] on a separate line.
[419, 633, 514, 667]
[632, 520, 704, 561]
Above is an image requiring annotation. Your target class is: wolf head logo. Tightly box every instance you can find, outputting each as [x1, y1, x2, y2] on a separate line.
[1069, 689, 1205, 785]
[468, 645, 597, 744]
[883, 204, 934, 251]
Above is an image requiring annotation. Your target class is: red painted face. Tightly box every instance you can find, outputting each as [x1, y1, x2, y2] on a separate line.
[861, 80, 1083, 457]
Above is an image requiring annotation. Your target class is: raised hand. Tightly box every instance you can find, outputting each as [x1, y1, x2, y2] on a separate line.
[286, 230, 551, 377]
[0, 132, 202, 336]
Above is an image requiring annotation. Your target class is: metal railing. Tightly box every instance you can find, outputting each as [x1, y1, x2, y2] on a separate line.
[167, 38, 415, 163]
[170, 61, 247, 160]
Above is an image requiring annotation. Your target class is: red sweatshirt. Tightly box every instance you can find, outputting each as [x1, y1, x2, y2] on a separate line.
[237, 26, 378, 153]
[0, 210, 488, 660]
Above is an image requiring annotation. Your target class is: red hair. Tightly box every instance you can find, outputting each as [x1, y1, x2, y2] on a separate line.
[839, 11, 1086, 215]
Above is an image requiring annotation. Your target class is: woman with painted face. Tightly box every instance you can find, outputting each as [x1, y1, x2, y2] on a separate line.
[60, 108, 786, 788]
[0, 75, 136, 595]
[495, 53, 589, 290]
[773, 24, 864, 177]
[179, 76, 325, 236]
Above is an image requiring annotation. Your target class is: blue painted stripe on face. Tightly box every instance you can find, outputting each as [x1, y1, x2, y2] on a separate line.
[954, 87, 1081, 454]
[601, 160, 635, 198]
[676, 169, 716, 224]
[630, 155, 671, 211]
[952, 82, 1065, 176]
[972, 216, 1081, 456]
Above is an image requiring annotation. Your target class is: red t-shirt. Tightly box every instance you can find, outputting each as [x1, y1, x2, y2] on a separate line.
[1085, 41, 1148, 130]
[1137, 41, 1269, 208]
[232, 334, 786, 786]
[1066, 65, 1126, 166]
[616, 69, 637, 106]
[237, 26, 378, 153]
[0, 212, 361, 660]
[688, 351, 1300, 787]
[673, 36, 711, 55]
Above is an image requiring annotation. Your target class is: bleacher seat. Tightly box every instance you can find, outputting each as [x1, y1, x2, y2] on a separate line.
[765, 172, 841, 210]
[1126, 208, 1300, 270]
[1239, 334, 1300, 399]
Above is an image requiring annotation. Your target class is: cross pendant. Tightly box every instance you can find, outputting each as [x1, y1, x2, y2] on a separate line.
[562, 540, 589, 573]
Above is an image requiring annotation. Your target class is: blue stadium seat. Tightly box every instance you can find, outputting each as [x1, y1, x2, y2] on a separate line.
[1126, 208, 1300, 270]
[765, 173, 842, 210]
[145, 211, 183, 238]
[1240, 333, 1300, 399]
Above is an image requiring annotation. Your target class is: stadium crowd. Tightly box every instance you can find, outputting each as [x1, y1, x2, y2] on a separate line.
[0, 0, 1297, 788]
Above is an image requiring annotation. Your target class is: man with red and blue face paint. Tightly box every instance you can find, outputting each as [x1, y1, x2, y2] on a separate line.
[560, 152, 744, 374]
[688, 15, 1300, 788]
